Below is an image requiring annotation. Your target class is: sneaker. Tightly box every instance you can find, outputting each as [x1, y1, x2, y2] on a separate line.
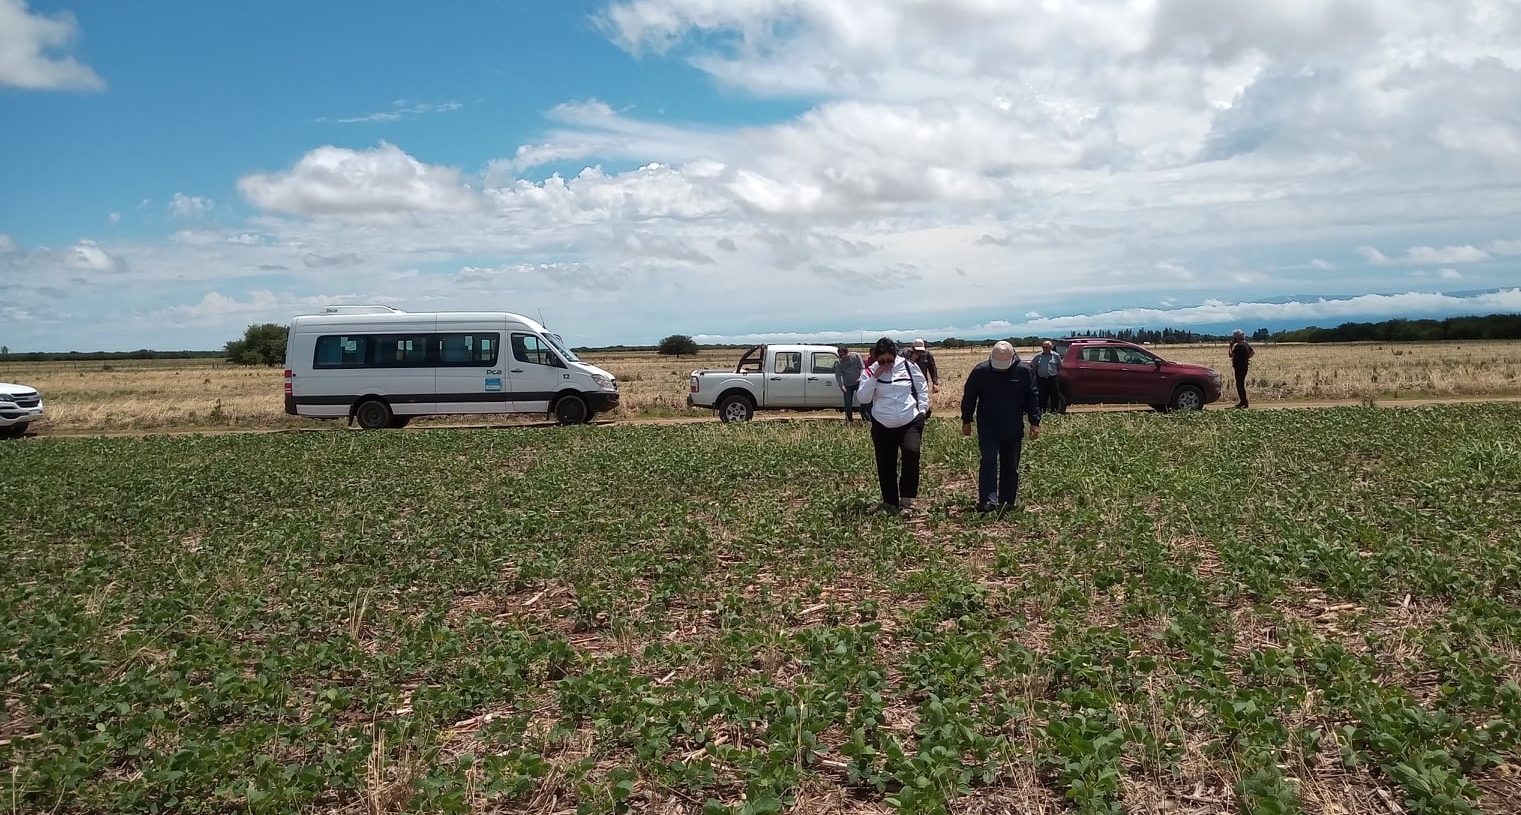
[976, 502, 998, 514]
[866, 503, 901, 516]
[900, 497, 916, 512]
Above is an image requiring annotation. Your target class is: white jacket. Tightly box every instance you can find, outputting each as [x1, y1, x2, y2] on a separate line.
[856, 356, 929, 428]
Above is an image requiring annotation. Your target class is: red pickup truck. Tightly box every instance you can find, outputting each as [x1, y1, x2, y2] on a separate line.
[1054, 338, 1223, 411]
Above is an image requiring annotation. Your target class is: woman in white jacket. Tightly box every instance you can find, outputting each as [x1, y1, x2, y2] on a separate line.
[855, 337, 930, 513]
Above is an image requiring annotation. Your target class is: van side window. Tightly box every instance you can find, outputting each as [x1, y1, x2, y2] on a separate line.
[374, 335, 430, 366]
[439, 333, 500, 366]
[773, 352, 803, 374]
[513, 334, 559, 367]
[314, 335, 370, 368]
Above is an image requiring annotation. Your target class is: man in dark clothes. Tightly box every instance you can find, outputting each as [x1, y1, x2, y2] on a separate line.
[1229, 329, 1254, 408]
[961, 341, 1041, 512]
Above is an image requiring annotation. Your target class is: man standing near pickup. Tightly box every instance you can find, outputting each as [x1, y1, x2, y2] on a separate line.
[909, 339, 940, 391]
[961, 341, 1041, 512]
[1032, 340, 1064, 415]
[1229, 329, 1254, 408]
[835, 345, 866, 424]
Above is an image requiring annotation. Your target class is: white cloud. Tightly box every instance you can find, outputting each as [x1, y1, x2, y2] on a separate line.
[1310, 258, 1335, 270]
[0, 0, 104, 91]
[332, 100, 463, 124]
[1486, 239, 1521, 256]
[1359, 244, 1492, 265]
[0, 233, 17, 254]
[1439, 268, 1464, 280]
[169, 193, 214, 219]
[1406, 245, 1490, 264]
[107, 211, 120, 225]
[238, 142, 482, 218]
[150, 290, 390, 325]
[61, 240, 124, 273]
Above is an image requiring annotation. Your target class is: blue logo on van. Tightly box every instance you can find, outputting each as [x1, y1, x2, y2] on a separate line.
[484, 378, 503, 392]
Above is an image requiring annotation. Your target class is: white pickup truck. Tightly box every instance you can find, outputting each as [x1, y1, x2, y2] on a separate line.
[687, 344, 847, 422]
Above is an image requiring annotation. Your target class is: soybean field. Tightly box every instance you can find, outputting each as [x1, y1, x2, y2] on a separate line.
[3, 405, 1520, 813]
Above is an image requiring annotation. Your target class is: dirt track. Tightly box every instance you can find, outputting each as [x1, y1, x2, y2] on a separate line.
[18, 394, 1521, 440]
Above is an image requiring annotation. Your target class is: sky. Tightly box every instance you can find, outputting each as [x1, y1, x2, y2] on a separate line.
[2, 0, 1521, 352]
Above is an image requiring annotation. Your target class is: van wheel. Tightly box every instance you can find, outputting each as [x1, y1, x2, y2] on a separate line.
[555, 394, 590, 425]
[1170, 386, 1205, 412]
[0, 425, 25, 440]
[354, 399, 393, 430]
[717, 394, 755, 423]
[387, 416, 412, 429]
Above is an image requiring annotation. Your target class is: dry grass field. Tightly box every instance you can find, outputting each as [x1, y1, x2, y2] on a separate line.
[4, 340, 1520, 434]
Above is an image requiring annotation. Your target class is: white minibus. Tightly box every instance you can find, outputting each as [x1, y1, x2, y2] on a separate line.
[283, 306, 619, 427]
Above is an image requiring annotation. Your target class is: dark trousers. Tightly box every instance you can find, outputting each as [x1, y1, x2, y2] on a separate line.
[978, 429, 1024, 506]
[842, 386, 858, 421]
[1234, 366, 1249, 406]
[870, 418, 922, 506]
[1037, 376, 1063, 414]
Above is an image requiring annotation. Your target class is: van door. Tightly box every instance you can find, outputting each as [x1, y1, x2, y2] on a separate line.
[434, 331, 507, 415]
[507, 333, 563, 413]
[766, 349, 808, 407]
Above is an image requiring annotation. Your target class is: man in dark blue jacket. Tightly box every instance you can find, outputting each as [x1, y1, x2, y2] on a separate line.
[960, 341, 1041, 512]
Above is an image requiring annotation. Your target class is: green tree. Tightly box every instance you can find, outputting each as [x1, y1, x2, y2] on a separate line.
[225, 323, 288, 366]
[656, 334, 700, 357]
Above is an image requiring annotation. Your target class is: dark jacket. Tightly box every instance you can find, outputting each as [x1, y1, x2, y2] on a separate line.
[961, 360, 1041, 436]
[1230, 340, 1254, 370]
[911, 350, 939, 385]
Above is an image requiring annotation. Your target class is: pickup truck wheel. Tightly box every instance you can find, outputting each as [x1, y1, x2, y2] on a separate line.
[1170, 385, 1205, 412]
[354, 399, 393, 430]
[555, 394, 590, 425]
[717, 394, 755, 423]
[0, 425, 26, 440]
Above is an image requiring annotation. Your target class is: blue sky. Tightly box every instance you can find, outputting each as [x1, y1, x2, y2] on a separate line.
[2, 0, 1520, 351]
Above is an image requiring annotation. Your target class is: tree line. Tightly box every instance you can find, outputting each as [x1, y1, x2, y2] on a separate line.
[1270, 313, 1521, 343]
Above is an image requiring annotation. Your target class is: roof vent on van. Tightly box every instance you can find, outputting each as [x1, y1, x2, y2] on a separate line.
[318, 305, 406, 315]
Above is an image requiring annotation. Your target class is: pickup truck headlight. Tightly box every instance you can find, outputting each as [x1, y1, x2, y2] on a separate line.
[592, 374, 613, 390]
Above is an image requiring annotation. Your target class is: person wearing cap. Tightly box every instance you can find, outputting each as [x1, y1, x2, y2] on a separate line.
[908, 338, 940, 392]
[960, 341, 1041, 512]
[856, 336, 930, 513]
[1228, 329, 1254, 408]
[1032, 340, 1065, 415]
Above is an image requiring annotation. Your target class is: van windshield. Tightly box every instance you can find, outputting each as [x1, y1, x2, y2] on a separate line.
[545, 333, 580, 362]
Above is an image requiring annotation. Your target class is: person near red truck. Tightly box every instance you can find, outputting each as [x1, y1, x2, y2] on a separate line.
[1031, 340, 1065, 415]
[1229, 329, 1255, 408]
[856, 337, 930, 514]
[961, 341, 1042, 512]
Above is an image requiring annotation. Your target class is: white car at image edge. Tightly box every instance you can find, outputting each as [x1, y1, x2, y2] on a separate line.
[0, 382, 44, 439]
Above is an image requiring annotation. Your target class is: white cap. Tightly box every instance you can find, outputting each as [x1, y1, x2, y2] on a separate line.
[912, 338, 928, 350]
[990, 341, 1016, 370]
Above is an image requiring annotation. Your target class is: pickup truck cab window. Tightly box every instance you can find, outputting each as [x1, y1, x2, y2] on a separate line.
[774, 352, 803, 375]
[810, 352, 839, 374]
[1114, 347, 1159, 365]
[1080, 346, 1121, 364]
